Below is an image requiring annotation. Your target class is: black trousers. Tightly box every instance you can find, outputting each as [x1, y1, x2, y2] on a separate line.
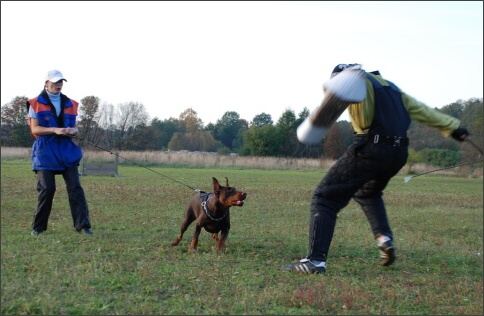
[307, 138, 408, 262]
[32, 166, 91, 232]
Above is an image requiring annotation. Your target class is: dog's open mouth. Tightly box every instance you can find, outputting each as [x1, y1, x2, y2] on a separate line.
[232, 200, 245, 206]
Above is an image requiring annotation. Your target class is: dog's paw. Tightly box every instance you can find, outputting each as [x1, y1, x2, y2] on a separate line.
[211, 233, 220, 241]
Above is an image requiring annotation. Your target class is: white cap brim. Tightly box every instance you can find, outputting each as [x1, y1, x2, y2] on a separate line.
[47, 77, 67, 82]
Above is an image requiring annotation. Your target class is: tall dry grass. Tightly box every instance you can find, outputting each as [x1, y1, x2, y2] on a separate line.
[1, 146, 481, 177]
[1, 147, 333, 170]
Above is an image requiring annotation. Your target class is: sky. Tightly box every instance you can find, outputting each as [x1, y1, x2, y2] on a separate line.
[1, 1, 483, 125]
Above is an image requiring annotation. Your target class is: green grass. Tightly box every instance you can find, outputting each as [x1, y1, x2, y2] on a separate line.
[1, 159, 483, 315]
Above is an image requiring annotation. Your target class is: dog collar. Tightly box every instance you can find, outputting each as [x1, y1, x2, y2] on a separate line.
[201, 193, 229, 221]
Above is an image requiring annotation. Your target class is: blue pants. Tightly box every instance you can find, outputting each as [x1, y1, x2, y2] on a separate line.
[32, 166, 91, 232]
[307, 136, 408, 262]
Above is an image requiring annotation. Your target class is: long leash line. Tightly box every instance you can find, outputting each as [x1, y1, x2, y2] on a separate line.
[404, 138, 483, 183]
[404, 157, 483, 182]
[73, 135, 482, 185]
[73, 135, 200, 192]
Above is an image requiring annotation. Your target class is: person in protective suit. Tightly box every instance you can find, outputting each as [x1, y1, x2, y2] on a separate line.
[27, 70, 93, 236]
[282, 64, 470, 274]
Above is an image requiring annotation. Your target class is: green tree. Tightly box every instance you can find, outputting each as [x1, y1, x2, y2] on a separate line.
[124, 125, 161, 151]
[150, 117, 182, 150]
[460, 98, 483, 161]
[240, 125, 282, 156]
[213, 111, 247, 150]
[420, 148, 460, 167]
[461, 98, 483, 135]
[405, 148, 424, 174]
[250, 113, 273, 127]
[276, 109, 298, 156]
[440, 101, 465, 119]
[1, 96, 32, 147]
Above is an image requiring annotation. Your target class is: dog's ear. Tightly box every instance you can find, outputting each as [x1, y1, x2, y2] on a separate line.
[212, 177, 221, 194]
[225, 177, 229, 186]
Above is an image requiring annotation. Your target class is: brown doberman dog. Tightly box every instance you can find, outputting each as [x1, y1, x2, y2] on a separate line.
[170, 177, 247, 253]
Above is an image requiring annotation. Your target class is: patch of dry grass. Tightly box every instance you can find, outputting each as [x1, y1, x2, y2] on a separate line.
[2, 147, 481, 178]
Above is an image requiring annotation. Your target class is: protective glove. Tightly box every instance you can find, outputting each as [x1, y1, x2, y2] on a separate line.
[451, 128, 470, 142]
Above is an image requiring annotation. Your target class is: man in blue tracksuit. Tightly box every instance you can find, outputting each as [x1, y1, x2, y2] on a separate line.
[28, 70, 93, 236]
[282, 64, 470, 274]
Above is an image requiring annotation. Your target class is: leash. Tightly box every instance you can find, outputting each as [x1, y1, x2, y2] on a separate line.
[72, 135, 201, 192]
[404, 157, 483, 183]
[404, 138, 483, 183]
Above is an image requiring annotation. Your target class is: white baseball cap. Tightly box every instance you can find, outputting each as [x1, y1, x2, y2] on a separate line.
[45, 70, 67, 82]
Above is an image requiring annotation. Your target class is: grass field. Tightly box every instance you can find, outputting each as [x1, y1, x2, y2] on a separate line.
[1, 158, 483, 315]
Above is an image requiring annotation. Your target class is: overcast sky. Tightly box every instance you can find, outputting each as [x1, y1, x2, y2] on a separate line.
[1, 1, 482, 125]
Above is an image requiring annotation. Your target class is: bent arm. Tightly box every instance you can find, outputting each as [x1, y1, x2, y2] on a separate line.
[29, 118, 78, 136]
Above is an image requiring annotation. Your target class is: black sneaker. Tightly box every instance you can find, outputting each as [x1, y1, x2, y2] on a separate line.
[79, 228, 93, 235]
[282, 258, 326, 274]
[378, 239, 396, 266]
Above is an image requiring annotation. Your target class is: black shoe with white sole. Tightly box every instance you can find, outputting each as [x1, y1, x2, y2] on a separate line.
[282, 258, 326, 274]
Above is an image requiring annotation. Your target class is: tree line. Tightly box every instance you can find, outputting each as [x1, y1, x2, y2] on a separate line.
[1, 95, 482, 167]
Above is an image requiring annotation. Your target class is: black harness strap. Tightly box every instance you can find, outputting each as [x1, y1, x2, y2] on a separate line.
[200, 192, 229, 221]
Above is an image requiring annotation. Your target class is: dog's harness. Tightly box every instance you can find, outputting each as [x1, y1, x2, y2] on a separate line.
[200, 192, 229, 221]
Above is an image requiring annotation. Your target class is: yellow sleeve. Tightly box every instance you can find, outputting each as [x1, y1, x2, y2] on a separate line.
[401, 93, 460, 137]
[348, 73, 460, 137]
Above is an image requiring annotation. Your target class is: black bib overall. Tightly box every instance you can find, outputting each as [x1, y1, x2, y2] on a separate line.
[306, 73, 410, 262]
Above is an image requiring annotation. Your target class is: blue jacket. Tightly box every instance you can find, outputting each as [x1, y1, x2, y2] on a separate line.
[28, 90, 83, 171]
